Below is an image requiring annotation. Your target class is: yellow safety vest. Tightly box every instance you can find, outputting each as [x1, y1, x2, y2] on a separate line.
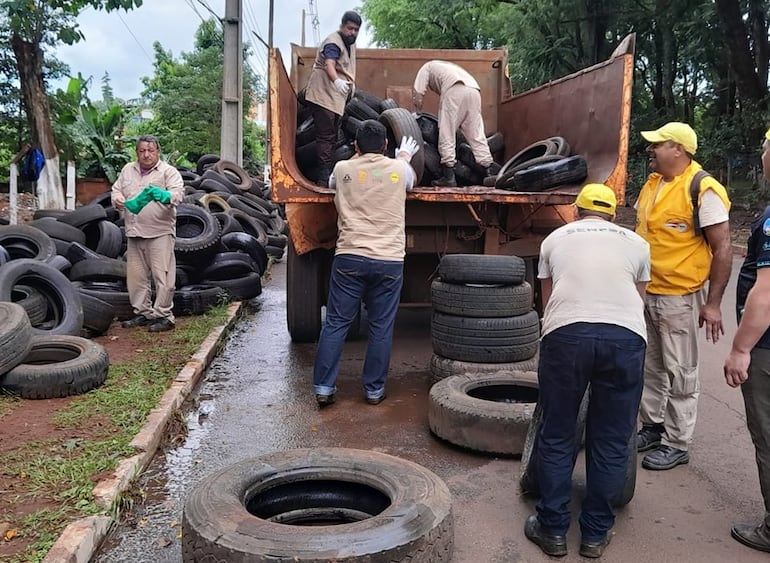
[635, 161, 730, 295]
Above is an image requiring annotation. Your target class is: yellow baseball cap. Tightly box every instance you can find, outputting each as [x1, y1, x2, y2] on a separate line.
[641, 122, 698, 154]
[575, 183, 617, 215]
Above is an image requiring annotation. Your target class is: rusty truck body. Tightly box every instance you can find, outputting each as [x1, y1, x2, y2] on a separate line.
[269, 36, 635, 342]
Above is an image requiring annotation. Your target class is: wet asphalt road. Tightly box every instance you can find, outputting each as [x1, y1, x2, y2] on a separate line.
[95, 257, 769, 563]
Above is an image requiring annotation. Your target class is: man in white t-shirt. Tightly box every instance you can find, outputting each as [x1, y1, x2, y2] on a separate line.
[524, 183, 650, 559]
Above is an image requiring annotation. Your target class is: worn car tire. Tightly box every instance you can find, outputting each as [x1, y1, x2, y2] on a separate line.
[0, 225, 57, 262]
[173, 285, 229, 316]
[495, 155, 565, 191]
[438, 254, 526, 285]
[182, 448, 453, 562]
[28, 217, 87, 245]
[201, 252, 259, 281]
[214, 159, 252, 191]
[416, 113, 439, 146]
[429, 372, 538, 455]
[221, 232, 268, 275]
[82, 219, 123, 258]
[12, 284, 48, 326]
[79, 291, 116, 336]
[429, 353, 539, 383]
[175, 204, 222, 265]
[196, 153, 221, 175]
[0, 259, 84, 336]
[345, 97, 380, 121]
[0, 335, 109, 399]
[379, 108, 425, 185]
[431, 310, 540, 363]
[512, 155, 589, 192]
[57, 204, 107, 228]
[198, 193, 231, 214]
[204, 271, 262, 301]
[0, 302, 33, 375]
[77, 285, 133, 321]
[69, 257, 127, 283]
[431, 280, 533, 318]
[226, 209, 269, 248]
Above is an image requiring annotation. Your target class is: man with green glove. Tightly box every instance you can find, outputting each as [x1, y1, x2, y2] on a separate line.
[112, 135, 184, 332]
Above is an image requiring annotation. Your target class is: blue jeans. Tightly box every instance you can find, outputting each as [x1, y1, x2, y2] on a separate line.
[534, 323, 645, 541]
[313, 254, 404, 400]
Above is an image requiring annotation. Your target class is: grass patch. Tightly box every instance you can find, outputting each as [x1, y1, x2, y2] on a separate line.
[0, 303, 235, 562]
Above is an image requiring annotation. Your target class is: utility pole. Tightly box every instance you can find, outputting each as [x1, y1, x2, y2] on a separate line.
[221, 0, 243, 165]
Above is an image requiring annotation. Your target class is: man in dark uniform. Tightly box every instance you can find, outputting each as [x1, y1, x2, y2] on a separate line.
[723, 127, 770, 554]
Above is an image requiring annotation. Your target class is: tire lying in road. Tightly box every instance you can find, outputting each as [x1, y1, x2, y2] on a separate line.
[518, 389, 637, 507]
[428, 372, 538, 456]
[0, 302, 33, 376]
[0, 334, 109, 399]
[182, 448, 454, 562]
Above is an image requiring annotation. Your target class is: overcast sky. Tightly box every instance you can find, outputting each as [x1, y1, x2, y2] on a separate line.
[53, 0, 371, 100]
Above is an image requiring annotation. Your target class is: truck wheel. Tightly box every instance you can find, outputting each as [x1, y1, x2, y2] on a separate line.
[429, 353, 539, 383]
[0, 335, 109, 399]
[287, 238, 325, 342]
[438, 254, 526, 285]
[512, 155, 588, 192]
[182, 448, 453, 562]
[429, 372, 538, 455]
[431, 280, 532, 318]
[379, 108, 425, 185]
[431, 310, 540, 363]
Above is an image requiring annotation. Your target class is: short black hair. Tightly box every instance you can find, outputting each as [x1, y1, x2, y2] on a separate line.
[342, 10, 361, 26]
[355, 120, 386, 154]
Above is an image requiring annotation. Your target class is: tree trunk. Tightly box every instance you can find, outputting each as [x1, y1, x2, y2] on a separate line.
[714, 0, 767, 109]
[11, 33, 64, 209]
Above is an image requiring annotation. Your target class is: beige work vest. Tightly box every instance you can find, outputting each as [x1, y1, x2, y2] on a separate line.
[305, 32, 356, 116]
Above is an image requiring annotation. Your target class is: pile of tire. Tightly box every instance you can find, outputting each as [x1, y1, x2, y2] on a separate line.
[427, 254, 541, 456]
[295, 89, 505, 187]
[491, 137, 588, 192]
[0, 300, 110, 400]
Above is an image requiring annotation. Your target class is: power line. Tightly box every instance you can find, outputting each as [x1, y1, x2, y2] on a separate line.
[117, 12, 153, 64]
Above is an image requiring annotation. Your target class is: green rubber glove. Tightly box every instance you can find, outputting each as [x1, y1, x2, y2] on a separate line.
[124, 187, 154, 214]
[148, 185, 171, 204]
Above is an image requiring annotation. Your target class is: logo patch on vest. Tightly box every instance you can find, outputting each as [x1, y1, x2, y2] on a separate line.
[390, 173, 400, 183]
[763, 218, 770, 236]
[663, 220, 688, 232]
[358, 170, 367, 183]
[342, 174, 352, 183]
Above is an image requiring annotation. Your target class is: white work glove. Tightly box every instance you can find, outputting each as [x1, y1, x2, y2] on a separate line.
[397, 136, 419, 161]
[333, 78, 350, 95]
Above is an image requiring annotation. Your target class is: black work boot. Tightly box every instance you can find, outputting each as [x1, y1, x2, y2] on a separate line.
[316, 164, 332, 188]
[524, 514, 567, 557]
[431, 165, 457, 187]
[731, 521, 770, 553]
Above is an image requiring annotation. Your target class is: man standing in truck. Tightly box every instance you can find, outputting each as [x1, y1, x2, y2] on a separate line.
[312, 120, 419, 407]
[412, 60, 500, 187]
[722, 128, 770, 554]
[526, 183, 649, 559]
[304, 10, 361, 187]
[635, 122, 732, 471]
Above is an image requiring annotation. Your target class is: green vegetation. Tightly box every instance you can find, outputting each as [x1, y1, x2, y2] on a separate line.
[0, 303, 232, 563]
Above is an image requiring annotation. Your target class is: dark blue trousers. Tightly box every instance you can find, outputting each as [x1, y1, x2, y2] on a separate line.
[535, 322, 645, 541]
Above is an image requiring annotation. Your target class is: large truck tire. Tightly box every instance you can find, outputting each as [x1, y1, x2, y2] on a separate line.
[0, 335, 109, 399]
[428, 372, 538, 455]
[0, 302, 33, 376]
[182, 448, 453, 562]
[286, 238, 326, 343]
[429, 353, 539, 383]
[430, 280, 533, 318]
[379, 108, 425, 185]
[438, 254, 526, 285]
[431, 310, 540, 363]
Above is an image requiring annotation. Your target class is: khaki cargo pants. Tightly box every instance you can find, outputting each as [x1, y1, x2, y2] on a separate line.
[639, 290, 705, 451]
[126, 234, 176, 323]
[437, 83, 493, 168]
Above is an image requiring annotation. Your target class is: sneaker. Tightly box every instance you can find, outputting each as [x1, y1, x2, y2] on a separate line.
[641, 445, 689, 470]
[316, 394, 335, 408]
[580, 533, 612, 558]
[524, 514, 567, 557]
[148, 318, 175, 332]
[121, 315, 152, 328]
[366, 394, 386, 405]
[731, 522, 770, 553]
[637, 424, 663, 452]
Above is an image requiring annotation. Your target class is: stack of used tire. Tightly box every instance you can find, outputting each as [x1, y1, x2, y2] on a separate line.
[427, 254, 541, 456]
[0, 298, 110, 400]
[491, 137, 588, 192]
[295, 89, 505, 187]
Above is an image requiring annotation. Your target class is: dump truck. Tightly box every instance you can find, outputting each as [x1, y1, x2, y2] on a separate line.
[269, 35, 635, 342]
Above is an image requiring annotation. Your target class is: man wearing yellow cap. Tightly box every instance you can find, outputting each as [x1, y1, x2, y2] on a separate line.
[635, 122, 732, 470]
[525, 183, 650, 559]
[723, 128, 770, 553]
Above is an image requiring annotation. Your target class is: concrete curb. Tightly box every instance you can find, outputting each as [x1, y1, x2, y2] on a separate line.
[42, 301, 244, 563]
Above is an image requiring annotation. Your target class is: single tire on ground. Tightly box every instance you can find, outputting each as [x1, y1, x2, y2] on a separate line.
[0, 302, 33, 376]
[438, 254, 526, 285]
[431, 280, 533, 318]
[0, 335, 109, 399]
[429, 353, 539, 383]
[182, 448, 454, 562]
[428, 372, 538, 455]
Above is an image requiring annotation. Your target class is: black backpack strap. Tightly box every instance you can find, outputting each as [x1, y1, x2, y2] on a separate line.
[690, 170, 712, 236]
